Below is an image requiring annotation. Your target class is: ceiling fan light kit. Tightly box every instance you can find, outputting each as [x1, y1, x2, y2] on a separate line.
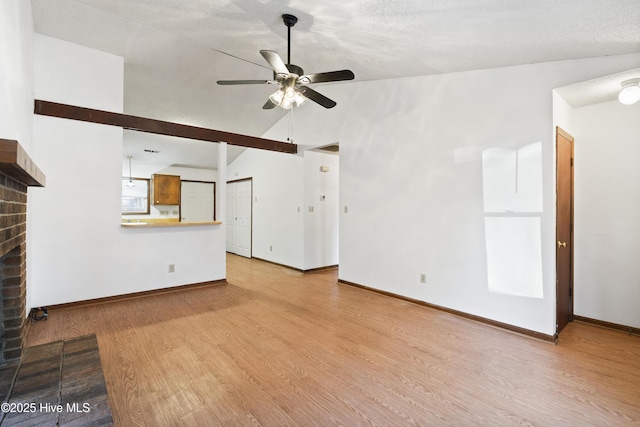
[217, 14, 354, 110]
[269, 87, 307, 109]
[618, 78, 640, 105]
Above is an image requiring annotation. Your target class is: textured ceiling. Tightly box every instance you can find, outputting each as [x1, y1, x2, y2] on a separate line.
[555, 67, 640, 108]
[31, 0, 640, 168]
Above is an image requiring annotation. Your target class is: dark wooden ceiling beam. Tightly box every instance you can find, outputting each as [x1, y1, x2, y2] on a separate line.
[34, 100, 297, 154]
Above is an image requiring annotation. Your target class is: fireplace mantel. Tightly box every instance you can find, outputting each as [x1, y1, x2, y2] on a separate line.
[0, 139, 45, 187]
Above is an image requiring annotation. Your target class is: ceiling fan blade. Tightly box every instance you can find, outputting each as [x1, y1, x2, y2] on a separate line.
[217, 80, 271, 85]
[262, 99, 277, 109]
[300, 70, 355, 84]
[260, 50, 289, 75]
[300, 87, 337, 109]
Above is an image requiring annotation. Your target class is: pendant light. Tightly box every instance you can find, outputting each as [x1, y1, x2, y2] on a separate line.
[126, 156, 135, 187]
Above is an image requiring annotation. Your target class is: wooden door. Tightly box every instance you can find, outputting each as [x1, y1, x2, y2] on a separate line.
[556, 127, 574, 334]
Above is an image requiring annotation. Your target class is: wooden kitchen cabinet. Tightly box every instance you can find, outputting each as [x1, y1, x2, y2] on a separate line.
[151, 174, 180, 205]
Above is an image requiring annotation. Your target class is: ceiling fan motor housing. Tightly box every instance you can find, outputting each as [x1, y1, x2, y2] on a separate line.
[284, 64, 303, 76]
[282, 14, 298, 27]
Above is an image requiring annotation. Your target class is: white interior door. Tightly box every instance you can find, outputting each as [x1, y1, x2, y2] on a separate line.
[236, 180, 252, 258]
[226, 179, 252, 257]
[181, 181, 214, 222]
[226, 182, 238, 255]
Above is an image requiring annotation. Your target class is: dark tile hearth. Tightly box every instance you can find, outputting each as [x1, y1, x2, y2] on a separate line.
[0, 334, 112, 426]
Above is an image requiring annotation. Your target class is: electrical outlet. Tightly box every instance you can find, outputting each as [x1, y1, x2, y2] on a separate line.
[308, 206, 314, 213]
[344, 206, 348, 214]
[419, 273, 426, 284]
[269, 245, 273, 252]
[169, 264, 175, 273]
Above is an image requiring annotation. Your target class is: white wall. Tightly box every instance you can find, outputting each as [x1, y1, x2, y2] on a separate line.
[1, 0, 35, 313]
[227, 148, 305, 268]
[552, 91, 573, 134]
[0, 0, 34, 152]
[303, 151, 339, 270]
[569, 100, 640, 328]
[160, 165, 218, 182]
[29, 35, 225, 307]
[226, 147, 340, 271]
[267, 54, 640, 336]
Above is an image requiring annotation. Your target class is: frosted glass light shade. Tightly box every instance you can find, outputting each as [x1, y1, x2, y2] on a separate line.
[269, 87, 307, 109]
[618, 79, 640, 105]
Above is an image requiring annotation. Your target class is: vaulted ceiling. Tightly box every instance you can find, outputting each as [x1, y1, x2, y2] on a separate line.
[31, 0, 640, 168]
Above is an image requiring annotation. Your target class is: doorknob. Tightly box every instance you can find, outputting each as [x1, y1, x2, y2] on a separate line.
[557, 241, 567, 248]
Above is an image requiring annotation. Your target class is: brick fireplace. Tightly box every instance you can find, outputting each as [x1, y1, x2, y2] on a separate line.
[0, 139, 45, 365]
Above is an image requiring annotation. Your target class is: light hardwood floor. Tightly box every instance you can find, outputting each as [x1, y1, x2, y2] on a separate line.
[26, 254, 640, 426]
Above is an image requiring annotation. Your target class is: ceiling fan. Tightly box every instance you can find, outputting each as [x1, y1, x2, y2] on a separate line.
[217, 14, 355, 110]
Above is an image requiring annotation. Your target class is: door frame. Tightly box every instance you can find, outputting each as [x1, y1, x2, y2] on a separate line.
[555, 126, 574, 334]
[226, 177, 253, 258]
[180, 179, 216, 222]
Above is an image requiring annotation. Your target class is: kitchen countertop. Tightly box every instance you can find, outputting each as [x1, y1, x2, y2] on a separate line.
[121, 221, 222, 228]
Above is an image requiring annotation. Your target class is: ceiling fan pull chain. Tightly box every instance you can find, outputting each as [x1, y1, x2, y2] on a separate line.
[288, 108, 294, 142]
